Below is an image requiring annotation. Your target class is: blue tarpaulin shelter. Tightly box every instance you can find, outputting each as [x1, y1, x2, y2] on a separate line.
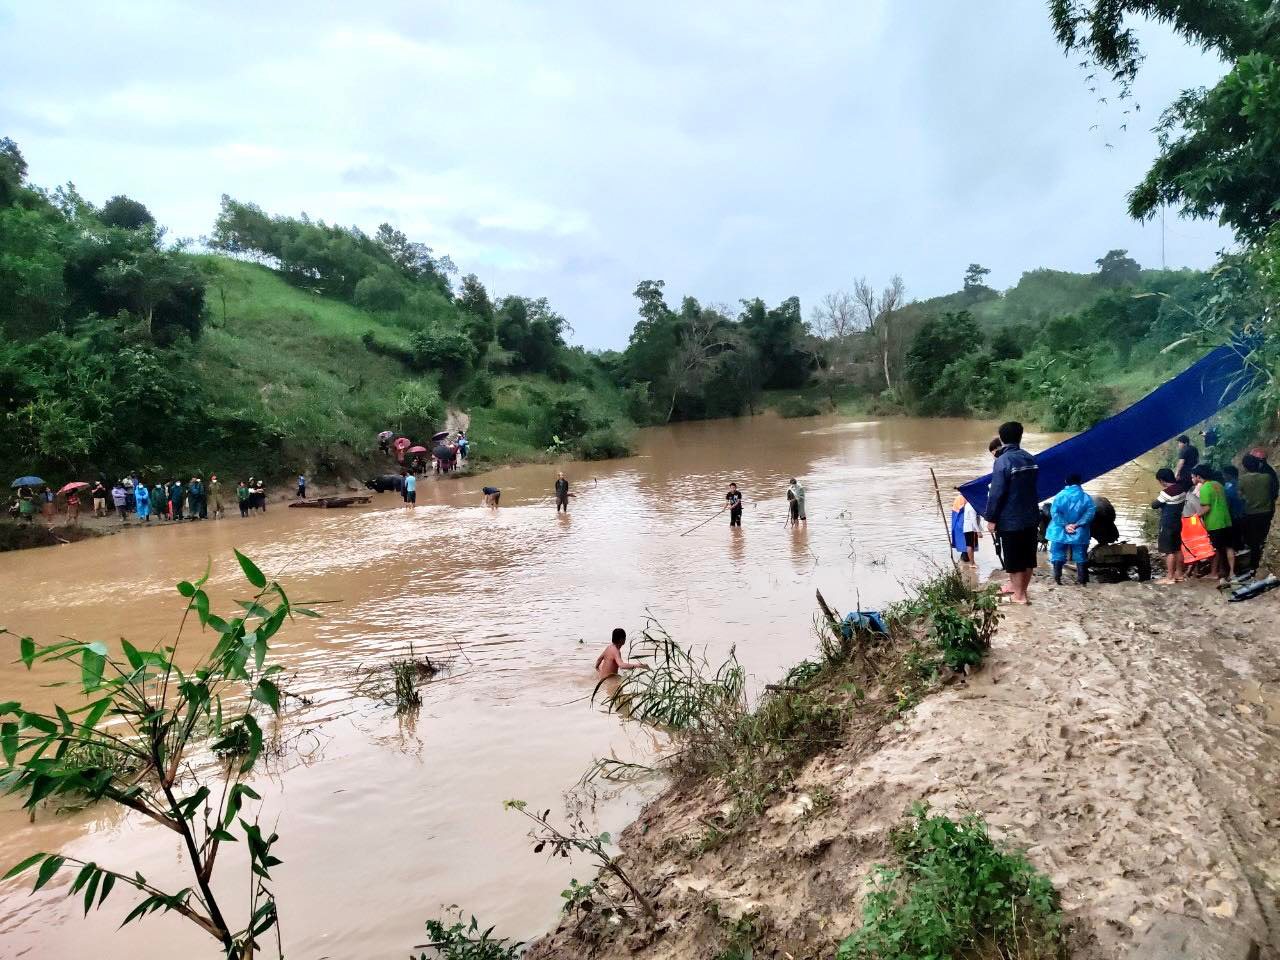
[958, 342, 1260, 517]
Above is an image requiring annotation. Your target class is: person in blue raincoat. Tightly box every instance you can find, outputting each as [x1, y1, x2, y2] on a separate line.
[135, 480, 151, 522]
[1045, 473, 1096, 585]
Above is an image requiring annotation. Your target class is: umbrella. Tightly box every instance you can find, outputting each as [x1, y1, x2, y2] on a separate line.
[57, 481, 90, 495]
[377, 430, 394, 441]
[407, 445, 429, 454]
[393, 437, 412, 450]
[10, 476, 44, 489]
[431, 431, 450, 442]
[433, 445, 455, 461]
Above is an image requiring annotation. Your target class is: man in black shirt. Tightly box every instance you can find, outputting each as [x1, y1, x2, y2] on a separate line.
[1174, 435, 1199, 490]
[726, 483, 743, 527]
[554, 471, 570, 513]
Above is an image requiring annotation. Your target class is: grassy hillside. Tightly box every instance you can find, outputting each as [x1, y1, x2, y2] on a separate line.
[186, 257, 630, 479]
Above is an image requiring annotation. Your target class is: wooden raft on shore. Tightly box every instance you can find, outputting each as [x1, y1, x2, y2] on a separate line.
[288, 495, 372, 509]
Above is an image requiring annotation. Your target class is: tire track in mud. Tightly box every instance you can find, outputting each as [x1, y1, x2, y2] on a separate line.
[1070, 584, 1280, 957]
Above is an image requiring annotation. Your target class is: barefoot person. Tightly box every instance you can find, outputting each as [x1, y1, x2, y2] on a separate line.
[594, 628, 649, 677]
[482, 486, 501, 507]
[786, 478, 806, 527]
[985, 422, 1039, 604]
[1151, 468, 1186, 583]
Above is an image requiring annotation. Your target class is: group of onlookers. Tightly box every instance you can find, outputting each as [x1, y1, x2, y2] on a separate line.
[9, 474, 283, 525]
[1151, 435, 1278, 584]
[961, 423, 1277, 602]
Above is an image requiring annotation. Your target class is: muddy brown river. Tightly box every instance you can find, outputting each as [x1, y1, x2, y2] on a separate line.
[0, 415, 1156, 959]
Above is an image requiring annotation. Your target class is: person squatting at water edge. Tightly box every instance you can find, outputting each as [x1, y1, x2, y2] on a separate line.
[594, 628, 649, 678]
[985, 421, 1040, 605]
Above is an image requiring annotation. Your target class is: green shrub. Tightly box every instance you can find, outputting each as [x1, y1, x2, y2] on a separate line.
[415, 912, 520, 960]
[776, 396, 827, 418]
[1044, 380, 1111, 431]
[457, 370, 495, 407]
[393, 380, 445, 438]
[575, 426, 633, 460]
[837, 803, 1066, 960]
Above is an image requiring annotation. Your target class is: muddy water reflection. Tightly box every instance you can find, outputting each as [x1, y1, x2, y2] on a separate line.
[0, 416, 1154, 958]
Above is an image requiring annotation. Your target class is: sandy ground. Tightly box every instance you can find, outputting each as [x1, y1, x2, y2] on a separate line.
[529, 574, 1280, 959]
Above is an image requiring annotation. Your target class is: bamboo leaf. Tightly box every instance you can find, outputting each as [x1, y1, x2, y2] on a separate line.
[176, 581, 195, 598]
[235, 550, 267, 589]
[19, 636, 35, 668]
[98, 871, 115, 906]
[80, 648, 106, 693]
[251, 679, 280, 715]
[82, 868, 101, 914]
[120, 640, 143, 671]
[32, 855, 65, 891]
[3, 852, 46, 880]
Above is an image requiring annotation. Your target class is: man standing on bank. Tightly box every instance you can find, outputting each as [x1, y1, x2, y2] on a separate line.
[726, 482, 743, 527]
[985, 421, 1040, 605]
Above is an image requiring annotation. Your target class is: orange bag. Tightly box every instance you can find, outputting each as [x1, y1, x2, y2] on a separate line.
[1180, 514, 1216, 565]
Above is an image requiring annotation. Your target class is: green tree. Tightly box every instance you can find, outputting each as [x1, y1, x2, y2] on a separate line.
[0, 136, 28, 206]
[963, 263, 991, 291]
[99, 195, 156, 230]
[904, 310, 982, 402]
[1095, 249, 1141, 286]
[1049, 1, 1280, 237]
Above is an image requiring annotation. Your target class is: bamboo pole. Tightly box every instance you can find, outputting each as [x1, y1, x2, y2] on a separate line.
[680, 504, 727, 537]
[930, 467, 960, 570]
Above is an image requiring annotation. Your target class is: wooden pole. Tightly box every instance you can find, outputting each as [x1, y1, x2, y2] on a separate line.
[930, 467, 960, 570]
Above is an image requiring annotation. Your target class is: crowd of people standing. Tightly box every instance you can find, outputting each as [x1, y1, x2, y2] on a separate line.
[9, 474, 285, 525]
[967, 422, 1277, 602]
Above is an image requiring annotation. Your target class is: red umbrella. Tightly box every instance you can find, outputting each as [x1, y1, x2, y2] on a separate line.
[57, 481, 90, 495]
[407, 445, 429, 454]
[393, 437, 411, 450]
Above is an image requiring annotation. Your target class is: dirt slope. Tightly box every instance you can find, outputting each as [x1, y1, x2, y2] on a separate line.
[529, 576, 1280, 959]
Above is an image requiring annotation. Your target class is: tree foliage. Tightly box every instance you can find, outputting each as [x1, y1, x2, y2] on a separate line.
[1049, 0, 1280, 237]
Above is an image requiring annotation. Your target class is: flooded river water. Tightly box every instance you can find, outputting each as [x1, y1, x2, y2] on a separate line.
[0, 415, 1156, 959]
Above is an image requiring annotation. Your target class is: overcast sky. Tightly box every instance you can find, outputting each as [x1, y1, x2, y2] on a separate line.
[0, 1, 1232, 348]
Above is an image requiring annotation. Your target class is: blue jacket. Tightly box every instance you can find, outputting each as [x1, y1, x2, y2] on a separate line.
[986, 444, 1039, 531]
[1046, 484, 1095, 547]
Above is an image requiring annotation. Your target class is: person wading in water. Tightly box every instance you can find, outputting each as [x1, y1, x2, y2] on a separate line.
[554, 471, 571, 513]
[594, 628, 649, 678]
[726, 483, 743, 527]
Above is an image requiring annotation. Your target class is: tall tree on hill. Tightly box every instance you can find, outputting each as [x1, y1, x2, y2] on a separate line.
[99, 195, 155, 230]
[963, 263, 992, 291]
[1095, 249, 1141, 287]
[854, 274, 906, 392]
[808, 290, 863, 403]
[0, 137, 27, 206]
[737, 295, 810, 388]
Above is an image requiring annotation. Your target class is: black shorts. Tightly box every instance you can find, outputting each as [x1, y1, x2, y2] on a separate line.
[406, 490, 416, 504]
[1157, 525, 1182, 555]
[1207, 525, 1233, 553]
[998, 527, 1038, 573]
[964, 532, 978, 550]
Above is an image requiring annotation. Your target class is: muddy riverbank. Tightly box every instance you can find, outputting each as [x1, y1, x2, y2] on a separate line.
[528, 573, 1280, 959]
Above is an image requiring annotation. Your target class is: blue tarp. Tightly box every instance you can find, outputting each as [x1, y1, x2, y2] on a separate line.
[959, 342, 1260, 517]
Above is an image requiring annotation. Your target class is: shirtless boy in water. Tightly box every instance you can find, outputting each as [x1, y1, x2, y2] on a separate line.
[594, 628, 649, 677]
